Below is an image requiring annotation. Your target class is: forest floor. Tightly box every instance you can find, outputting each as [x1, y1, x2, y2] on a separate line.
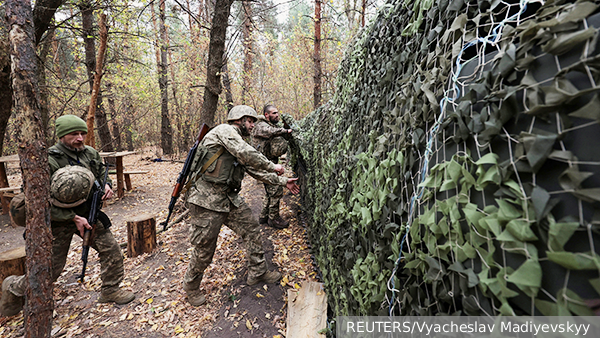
[0, 148, 319, 338]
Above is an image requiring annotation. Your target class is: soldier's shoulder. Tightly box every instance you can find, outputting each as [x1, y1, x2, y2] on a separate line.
[213, 124, 239, 136]
[48, 145, 63, 157]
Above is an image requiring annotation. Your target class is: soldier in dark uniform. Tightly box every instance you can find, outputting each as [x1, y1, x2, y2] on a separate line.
[0, 115, 134, 317]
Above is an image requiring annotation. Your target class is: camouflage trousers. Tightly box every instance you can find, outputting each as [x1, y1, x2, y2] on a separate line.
[183, 202, 267, 290]
[7, 220, 124, 297]
[259, 183, 283, 220]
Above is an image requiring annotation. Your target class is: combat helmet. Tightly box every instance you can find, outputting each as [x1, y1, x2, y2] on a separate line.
[227, 105, 258, 122]
[51, 166, 95, 208]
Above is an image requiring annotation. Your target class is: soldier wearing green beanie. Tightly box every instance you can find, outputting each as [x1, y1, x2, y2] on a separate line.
[0, 115, 135, 317]
[55, 114, 88, 138]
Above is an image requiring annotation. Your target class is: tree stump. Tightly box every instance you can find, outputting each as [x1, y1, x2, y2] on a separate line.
[0, 246, 26, 298]
[127, 214, 157, 258]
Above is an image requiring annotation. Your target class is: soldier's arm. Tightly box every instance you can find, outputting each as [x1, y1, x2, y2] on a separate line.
[217, 130, 278, 173]
[253, 121, 289, 139]
[246, 167, 289, 186]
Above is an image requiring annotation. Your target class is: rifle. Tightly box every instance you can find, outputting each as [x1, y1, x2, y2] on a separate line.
[161, 123, 210, 231]
[78, 162, 110, 283]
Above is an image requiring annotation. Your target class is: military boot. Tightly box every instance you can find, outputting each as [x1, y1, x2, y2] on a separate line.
[183, 282, 206, 306]
[247, 270, 282, 286]
[268, 215, 289, 229]
[97, 287, 135, 304]
[0, 276, 24, 317]
[259, 217, 268, 226]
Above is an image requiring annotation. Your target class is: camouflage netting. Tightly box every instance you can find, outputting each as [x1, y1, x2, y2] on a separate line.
[284, 0, 600, 317]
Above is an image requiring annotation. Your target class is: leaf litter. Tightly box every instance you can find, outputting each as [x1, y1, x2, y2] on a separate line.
[1, 148, 318, 337]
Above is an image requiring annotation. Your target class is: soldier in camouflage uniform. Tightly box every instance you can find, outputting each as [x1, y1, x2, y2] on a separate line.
[252, 105, 293, 229]
[0, 115, 135, 317]
[183, 105, 300, 306]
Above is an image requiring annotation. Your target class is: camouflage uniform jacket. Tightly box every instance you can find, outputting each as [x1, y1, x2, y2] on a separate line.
[48, 142, 112, 222]
[187, 124, 288, 213]
[252, 116, 289, 160]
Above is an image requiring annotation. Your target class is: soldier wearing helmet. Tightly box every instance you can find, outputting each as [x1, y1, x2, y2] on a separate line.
[0, 115, 135, 318]
[252, 104, 293, 229]
[182, 105, 300, 306]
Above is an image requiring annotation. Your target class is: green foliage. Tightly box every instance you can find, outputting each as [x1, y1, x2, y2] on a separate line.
[288, 0, 600, 317]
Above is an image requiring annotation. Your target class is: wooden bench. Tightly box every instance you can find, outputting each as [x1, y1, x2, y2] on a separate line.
[0, 186, 21, 193]
[110, 170, 149, 191]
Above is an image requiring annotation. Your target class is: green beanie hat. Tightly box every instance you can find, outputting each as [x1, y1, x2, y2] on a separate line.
[56, 115, 88, 138]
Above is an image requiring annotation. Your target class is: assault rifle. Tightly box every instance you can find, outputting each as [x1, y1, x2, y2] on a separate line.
[78, 162, 110, 283]
[161, 123, 211, 231]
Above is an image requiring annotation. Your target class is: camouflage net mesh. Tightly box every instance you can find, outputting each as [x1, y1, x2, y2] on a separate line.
[284, 0, 600, 317]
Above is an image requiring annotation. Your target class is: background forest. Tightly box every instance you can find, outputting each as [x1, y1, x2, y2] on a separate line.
[1, 0, 381, 157]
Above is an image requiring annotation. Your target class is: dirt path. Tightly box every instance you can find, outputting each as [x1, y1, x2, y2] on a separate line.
[0, 150, 317, 337]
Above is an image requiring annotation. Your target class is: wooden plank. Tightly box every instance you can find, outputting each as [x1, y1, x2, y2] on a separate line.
[0, 186, 21, 192]
[287, 282, 327, 338]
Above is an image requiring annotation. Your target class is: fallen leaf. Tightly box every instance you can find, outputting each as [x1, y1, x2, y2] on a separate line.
[256, 293, 264, 298]
[246, 319, 252, 330]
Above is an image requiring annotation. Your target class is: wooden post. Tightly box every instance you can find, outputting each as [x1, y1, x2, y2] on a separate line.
[126, 214, 157, 258]
[0, 246, 26, 298]
[287, 282, 328, 337]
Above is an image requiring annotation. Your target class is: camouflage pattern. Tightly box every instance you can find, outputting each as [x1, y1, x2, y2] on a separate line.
[252, 115, 290, 161]
[48, 142, 112, 222]
[7, 218, 123, 296]
[50, 166, 95, 208]
[252, 116, 290, 220]
[187, 123, 288, 213]
[227, 105, 258, 121]
[183, 203, 267, 290]
[260, 182, 284, 220]
[184, 122, 289, 291]
[9, 192, 25, 227]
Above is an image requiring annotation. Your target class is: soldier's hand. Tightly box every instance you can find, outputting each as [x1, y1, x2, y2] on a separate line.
[102, 184, 114, 200]
[286, 178, 300, 194]
[274, 164, 285, 175]
[287, 129, 292, 133]
[73, 215, 92, 237]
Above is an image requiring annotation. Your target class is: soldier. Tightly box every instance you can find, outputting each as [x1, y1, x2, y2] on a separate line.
[183, 105, 300, 306]
[0, 115, 135, 317]
[252, 104, 293, 229]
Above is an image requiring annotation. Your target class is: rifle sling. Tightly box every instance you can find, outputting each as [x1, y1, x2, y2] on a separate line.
[182, 146, 225, 194]
[200, 147, 225, 174]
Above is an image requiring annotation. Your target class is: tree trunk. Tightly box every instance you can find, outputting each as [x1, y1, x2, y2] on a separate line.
[222, 59, 234, 111]
[124, 111, 134, 151]
[200, 0, 234, 126]
[80, 5, 112, 150]
[126, 215, 157, 258]
[158, 0, 173, 155]
[107, 84, 123, 151]
[37, 28, 54, 142]
[0, 6, 13, 156]
[361, 0, 366, 27]
[32, 0, 62, 45]
[313, 0, 322, 109]
[241, 0, 253, 104]
[6, 1, 54, 336]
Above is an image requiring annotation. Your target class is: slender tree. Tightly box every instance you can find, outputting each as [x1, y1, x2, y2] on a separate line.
[80, 1, 113, 151]
[158, 0, 173, 155]
[199, 0, 234, 126]
[5, 1, 53, 336]
[313, 0, 322, 108]
[241, 0, 253, 104]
